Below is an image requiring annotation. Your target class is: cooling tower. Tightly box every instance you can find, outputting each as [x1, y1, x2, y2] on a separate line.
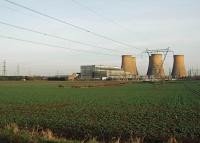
[147, 56, 152, 76]
[132, 57, 139, 75]
[147, 54, 165, 78]
[171, 55, 187, 78]
[121, 55, 138, 75]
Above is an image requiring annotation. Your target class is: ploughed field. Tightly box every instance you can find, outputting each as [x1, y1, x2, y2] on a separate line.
[0, 80, 200, 142]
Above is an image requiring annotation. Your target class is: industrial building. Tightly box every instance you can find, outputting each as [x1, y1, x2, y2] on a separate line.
[47, 73, 79, 81]
[80, 55, 139, 80]
[80, 65, 136, 80]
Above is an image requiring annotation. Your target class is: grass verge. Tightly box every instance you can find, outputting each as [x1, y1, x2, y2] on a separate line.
[0, 123, 181, 143]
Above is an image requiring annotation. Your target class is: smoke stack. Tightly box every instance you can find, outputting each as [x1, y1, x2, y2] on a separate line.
[171, 55, 187, 78]
[121, 55, 138, 75]
[147, 54, 165, 78]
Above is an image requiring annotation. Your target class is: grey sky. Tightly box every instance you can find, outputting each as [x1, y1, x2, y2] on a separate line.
[0, 0, 199, 76]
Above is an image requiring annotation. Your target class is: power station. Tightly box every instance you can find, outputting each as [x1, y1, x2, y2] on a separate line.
[81, 48, 188, 80]
[0, 49, 191, 81]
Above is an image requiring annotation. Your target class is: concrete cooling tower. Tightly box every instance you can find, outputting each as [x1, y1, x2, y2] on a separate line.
[171, 55, 187, 78]
[147, 55, 152, 76]
[147, 54, 165, 78]
[121, 55, 138, 76]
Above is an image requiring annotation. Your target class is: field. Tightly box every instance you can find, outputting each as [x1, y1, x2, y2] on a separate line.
[0, 80, 200, 142]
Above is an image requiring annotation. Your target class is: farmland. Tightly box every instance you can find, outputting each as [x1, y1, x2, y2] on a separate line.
[0, 80, 200, 142]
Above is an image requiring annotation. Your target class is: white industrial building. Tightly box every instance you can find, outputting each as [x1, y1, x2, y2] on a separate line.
[80, 65, 136, 80]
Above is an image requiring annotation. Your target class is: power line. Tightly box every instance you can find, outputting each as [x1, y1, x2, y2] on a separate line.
[0, 4, 54, 22]
[0, 35, 120, 57]
[71, 0, 120, 25]
[71, 0, 133, 32]
[3, 0, 142, 51]
[0, 21, 125, 53]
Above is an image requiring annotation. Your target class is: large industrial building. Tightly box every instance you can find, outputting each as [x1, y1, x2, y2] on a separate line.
[80, 65, 136, 80]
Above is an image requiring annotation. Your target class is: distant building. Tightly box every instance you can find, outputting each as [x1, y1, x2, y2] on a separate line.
[80, 65, 137, 80]
[67, 73, 79, 80]
[0, 76, 25, 81]
[47, 75, 67, 81]
[47, 73, 79, 81]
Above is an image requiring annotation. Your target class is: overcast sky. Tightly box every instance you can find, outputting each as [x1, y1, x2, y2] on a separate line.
[0, 0, 199, 76]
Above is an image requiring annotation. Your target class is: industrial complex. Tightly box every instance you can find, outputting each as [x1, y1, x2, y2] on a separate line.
[0, 48, 190, 81]
[81, 55, 138, 80]
[80, 48, 188, 80]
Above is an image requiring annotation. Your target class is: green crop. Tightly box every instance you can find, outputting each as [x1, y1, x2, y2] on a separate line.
[0, 80, 199, 142]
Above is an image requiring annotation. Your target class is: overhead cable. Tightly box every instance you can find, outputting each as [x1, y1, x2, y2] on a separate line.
[0, 35, 120, 57]
[0, 21, 125, 53]
[3, 0, 142, 51]
[71, 0, 133, 32]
